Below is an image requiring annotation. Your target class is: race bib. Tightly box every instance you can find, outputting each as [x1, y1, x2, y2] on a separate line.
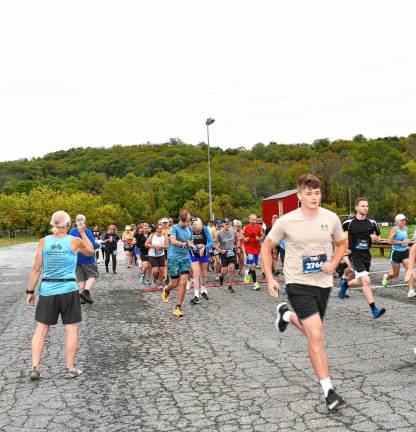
[302, 254, 327, 274]
[154, 248, 164, 256]
[246, 254, 254, 260]
[213, 250, 219, 256]
[226, 250, 235, 257]
[112, 250, 118, 256]
[355, 239, 369, 250]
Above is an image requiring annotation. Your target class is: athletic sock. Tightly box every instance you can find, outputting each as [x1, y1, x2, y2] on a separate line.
[201, 286, 207, 294]
[319, 377, 333, 397]
[194, 289, 200, 298]
[282, 311, 292, 323]
[369, 302, 376, 311]
[250, 270, 256, 283]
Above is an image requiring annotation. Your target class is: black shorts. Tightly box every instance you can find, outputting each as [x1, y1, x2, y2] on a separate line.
[219, 253, 237, 268]
[350, 256, 371, 276]
[287, 284, 331, 321]
[35, 291, 82, 325]
[390, 249, 409, 264]
[149, 255, 166, 268]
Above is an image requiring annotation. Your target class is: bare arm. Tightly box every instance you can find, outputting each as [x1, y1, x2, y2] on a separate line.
[261, 237, 281, 298]
[26, 239, 44, 305]
[72, 223, 94, 256]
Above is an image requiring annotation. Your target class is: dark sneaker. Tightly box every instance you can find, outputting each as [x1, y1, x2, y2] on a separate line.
[372, 306, 386, 319]
[65, 368, 84, 379]
[29, 368, 40, 381]
[190, 296, 200, 305]
[338, 278, 348, 300]
[228, 285, 234, 293]
[80, 290, 93, 304]
[80, 294, 86, 305]
[275, 302, 290, 332]
[201, 292, 209, 300]
[325, 389, 345, 411]
[219, 275, 224, 285]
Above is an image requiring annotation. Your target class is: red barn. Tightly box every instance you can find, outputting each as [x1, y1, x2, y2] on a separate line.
[262, 189, 299, 227]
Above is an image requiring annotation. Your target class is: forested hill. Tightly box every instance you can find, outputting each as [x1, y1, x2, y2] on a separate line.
[1, 135, 415, 235]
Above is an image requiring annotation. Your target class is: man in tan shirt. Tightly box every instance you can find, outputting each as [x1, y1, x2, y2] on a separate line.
[261, 174, 347, 411]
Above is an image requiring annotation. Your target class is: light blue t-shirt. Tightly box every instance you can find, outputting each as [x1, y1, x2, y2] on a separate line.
[168, 223, 193, 260]
[39, 235, 78, 296]
[392, 227, 408, 252]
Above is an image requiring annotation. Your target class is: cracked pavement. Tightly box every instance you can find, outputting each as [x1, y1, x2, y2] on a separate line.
[1, 243, 416, 431]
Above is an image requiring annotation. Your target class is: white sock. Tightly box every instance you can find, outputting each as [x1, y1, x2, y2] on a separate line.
[282, 311, 292, 323]
[319, 377, 333, 397]
[194, 289, 200, 298]
[201, 286, 207, 294]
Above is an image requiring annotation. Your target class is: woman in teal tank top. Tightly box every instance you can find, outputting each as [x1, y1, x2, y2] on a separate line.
[26, 211, 94, 381]
[382, 214, 414, 297]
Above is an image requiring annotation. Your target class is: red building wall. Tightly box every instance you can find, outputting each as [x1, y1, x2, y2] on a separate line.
[262, 192, 299, 228]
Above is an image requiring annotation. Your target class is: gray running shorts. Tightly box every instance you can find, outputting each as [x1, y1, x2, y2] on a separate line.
[76, 263, 99, 282]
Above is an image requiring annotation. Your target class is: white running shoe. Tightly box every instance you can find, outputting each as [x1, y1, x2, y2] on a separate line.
[407, 288, 416, 298]
[381, 274, 389, 288]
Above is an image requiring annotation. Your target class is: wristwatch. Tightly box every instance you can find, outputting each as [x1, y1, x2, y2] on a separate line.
[26, 290, 35, 294]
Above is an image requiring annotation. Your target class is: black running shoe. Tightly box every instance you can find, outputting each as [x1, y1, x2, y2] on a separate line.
[228, 285, 234, 293]
[201, 292, 209, 300]
[275, 302, 289, 332]
[190, 296, 200, 305]
[219, 275, 224, 285]
[325, 389, 345, 411]
[80, 294, 86, 305]
[80, 290, 93, 304]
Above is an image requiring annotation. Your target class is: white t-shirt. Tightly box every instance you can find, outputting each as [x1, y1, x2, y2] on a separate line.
[148, 234, 166, 257]
[267, 207, 344, 288]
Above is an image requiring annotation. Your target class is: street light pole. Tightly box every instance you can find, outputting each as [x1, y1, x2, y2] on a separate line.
[206, 118, 215, 221]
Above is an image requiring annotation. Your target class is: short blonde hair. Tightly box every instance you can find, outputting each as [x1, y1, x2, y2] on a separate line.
[50, 211, 71, 234]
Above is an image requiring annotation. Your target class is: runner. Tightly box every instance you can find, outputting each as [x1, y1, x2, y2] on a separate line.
[243, 213, 263, 290]
[234, 220, 245, 277]
[338, 198, 386, 318]
[135, 224, 151, 285]
[211, 221, 223, 279]
[26, 210, 94, 380]
[382, 214, 415, 297]
[262, 173, 347, 411]
[69, 214, 100, 305]
[161, 210, 193, 317]
[145, 223, 168, 288]
[122, 225, 136, 269]
[130, 224, 138, 266]
[189, 219, 214, 304]
[215, 218, 238, 293]
[102, 224, 120, 274]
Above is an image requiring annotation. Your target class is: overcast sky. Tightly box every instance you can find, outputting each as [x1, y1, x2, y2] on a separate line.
[1, 0, 415, 162]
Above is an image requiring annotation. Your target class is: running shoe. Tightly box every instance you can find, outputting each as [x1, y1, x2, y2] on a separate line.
[219, 275, 224, 285]
[275, 302, 289, 332]
[338, 278, 349, 299]
[80, 290, 93, 304]
[408, 288, 416, 298]
[65, 368, 83, 379]
[190, 296, 200, 305]
[201, 292, 209, 300]
[80, 294, 86, 305]
[381, 273, 389, 288]
[140, 275, 145, 284]
[228, 285, 234, 293]
[29, 368, 40, 381]
[325, 389, 345, 411]
[253, 282, 260, 290]
[244, 271, 251, 284]
[161, 287, 170, 303]
[173, 305, 183, 317]
[372, 306, 386, 319]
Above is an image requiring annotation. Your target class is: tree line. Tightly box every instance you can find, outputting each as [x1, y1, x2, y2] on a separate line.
[1, 134, 415, 235]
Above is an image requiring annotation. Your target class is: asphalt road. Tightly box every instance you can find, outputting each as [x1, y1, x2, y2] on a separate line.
[1, 243, 416, 432]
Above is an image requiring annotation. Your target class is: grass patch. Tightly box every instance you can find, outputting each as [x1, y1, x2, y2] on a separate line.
[0, 237, 38, 248]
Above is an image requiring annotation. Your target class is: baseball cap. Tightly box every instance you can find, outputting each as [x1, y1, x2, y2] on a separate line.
[216, 220, 222, 226]
[161, 217, 168, 223]
[223, 218, 231, 224]
[395, 213, 406, 221]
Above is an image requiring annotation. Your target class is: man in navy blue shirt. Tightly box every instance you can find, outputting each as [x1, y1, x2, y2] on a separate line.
[69, 214, 100, 304]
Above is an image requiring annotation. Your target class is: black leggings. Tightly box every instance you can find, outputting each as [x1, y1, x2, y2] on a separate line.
[105, 250, 117, 272]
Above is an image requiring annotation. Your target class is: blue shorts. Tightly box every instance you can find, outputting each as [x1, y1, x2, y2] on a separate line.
[168, 258, 191, 279]
[190, 255, 210, 263]
[246, 253, 259, 265]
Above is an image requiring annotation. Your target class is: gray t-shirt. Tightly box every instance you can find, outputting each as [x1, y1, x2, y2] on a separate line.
[216, 229, 237, 251]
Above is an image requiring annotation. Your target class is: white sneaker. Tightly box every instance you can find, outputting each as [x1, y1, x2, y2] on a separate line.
[381, 274, 389, 288]
[407, 288, 416, 298]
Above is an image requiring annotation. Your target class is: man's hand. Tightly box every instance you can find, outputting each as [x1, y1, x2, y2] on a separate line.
[370, 234, 379, 242]
[26, 293, 35, 306]
[77, 221, 86, 234]
[267, 279, 280, 298]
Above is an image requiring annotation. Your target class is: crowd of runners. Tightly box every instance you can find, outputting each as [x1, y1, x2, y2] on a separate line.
[25, 173, 416, 412]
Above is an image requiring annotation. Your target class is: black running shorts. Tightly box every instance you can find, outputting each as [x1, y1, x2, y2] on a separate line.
[287, 284, 331, 321]
[350, 257, 371, 274]
[35, 291, 82, 325]
[219, 253, 237, 268]
[390, 249, 409, 264]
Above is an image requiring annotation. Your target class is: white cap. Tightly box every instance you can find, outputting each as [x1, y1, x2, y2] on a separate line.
[395, 213, 406, 221]
[161, 217, 169, 223]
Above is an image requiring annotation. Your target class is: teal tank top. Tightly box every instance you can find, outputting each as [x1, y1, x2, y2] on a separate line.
[39, 235, 78, 296]
[392, 227, 408, 252]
